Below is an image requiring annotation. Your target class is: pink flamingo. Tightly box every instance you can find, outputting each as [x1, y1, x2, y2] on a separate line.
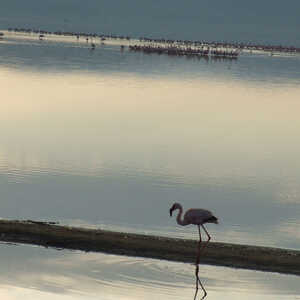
[169, 202, 218, 299]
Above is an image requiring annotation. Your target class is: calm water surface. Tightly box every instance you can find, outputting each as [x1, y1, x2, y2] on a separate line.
[1, 22, 300, 300]
[0, 243, 299, 300]
[1, 33, 300, 253]
[2, 1, 300, 297]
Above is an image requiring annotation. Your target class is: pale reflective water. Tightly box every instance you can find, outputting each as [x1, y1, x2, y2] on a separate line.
[1, 20, 300, 300]
[1, 33, 300, 251]
[0, 243, 299, 300]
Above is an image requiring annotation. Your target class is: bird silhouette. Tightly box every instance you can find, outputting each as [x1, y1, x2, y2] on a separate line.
[170, 202, 218, 299]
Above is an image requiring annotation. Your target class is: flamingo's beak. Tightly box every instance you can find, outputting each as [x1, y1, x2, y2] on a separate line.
[169, 207, 173, 217]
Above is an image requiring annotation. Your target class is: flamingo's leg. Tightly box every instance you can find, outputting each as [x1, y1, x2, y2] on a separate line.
[197, 225, 210, 263]
[193, 265, 199, 300]
[194, 263, 207, 300]
[196, 225, 202, 265]
[194, 226, 207, 299]
[197, 276, 207, 300]
[199, 224, 211, 254]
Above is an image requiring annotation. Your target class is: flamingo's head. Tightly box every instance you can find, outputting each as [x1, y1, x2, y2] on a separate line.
[169, 202, 181, 217]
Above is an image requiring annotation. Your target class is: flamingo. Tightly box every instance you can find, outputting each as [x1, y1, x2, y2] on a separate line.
[169, 202, 218, 299]
[169, 203, 218, 235]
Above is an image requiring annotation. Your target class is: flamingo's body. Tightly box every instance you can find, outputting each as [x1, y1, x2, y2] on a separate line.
[169, 203, 218, 226]
[169, 202, 218, 300]
[169, 202, 218, 249]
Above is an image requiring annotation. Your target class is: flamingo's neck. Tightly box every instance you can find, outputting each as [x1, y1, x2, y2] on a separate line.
[176, 206, 187, 226]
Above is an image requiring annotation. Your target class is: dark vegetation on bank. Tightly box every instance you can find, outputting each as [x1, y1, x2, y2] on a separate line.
[0, 219, 299, 276]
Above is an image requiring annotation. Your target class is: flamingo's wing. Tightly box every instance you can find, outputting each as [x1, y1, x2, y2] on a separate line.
[184, 208, 213, 225]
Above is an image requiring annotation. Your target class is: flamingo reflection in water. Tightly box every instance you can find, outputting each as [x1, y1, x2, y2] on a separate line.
[169, 203, 218, 299]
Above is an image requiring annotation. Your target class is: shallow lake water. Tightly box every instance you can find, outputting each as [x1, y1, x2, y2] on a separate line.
[0, 243, 299, 300]
[1, 18, 300, 300]
[1, 32, 300, 251]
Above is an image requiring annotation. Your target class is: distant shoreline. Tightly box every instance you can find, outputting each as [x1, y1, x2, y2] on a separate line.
[0, 219, 299, 276]
[2, 28, 300, 56]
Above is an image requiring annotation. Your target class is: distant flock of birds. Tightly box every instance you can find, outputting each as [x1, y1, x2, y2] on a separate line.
[3, 27, 300, 61]
[129, 44, 239, 59]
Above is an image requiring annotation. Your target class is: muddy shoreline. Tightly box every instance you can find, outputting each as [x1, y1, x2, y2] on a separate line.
[0, 219, 299, 276]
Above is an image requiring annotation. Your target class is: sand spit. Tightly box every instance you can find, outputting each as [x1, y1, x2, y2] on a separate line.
[4, 28, 300, 57]
[0, 219, 299, 276]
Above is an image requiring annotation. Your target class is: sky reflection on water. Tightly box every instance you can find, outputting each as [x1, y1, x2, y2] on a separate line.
[0, 243, 299, 300]
[1, 7, 300, 300]
[1, 36, 300, 250]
